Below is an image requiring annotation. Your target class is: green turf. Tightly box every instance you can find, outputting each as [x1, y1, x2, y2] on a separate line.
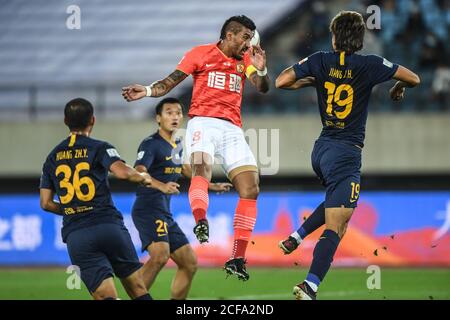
[0, 267, 448, 300]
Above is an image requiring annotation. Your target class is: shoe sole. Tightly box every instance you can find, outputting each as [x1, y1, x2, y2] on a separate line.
[278, 240, 293, 255]
[224, 266, 249, 281]
[293, 286, 312, 300]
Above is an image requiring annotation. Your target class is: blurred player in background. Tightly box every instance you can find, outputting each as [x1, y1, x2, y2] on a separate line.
[39, 98, 153, 300]
[276, 11, 420, 300]
[132, 97, 231, 299]
[122, 15, 270, 281]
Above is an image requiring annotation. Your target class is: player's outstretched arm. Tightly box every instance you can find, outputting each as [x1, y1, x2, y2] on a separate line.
[389, 65, 420, 101]
[275, 66, 316, 90]
[248, 45, 270, 93]
[40, 188, 63, 215]
[136, 165, 180, 194]
[110, 161, 152, 186]
[121, 70, 188, 102]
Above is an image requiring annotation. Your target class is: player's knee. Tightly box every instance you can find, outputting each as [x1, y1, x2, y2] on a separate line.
[186, 256, 198, 276]
[239, 183, 259, 199]
[151, 252, 170, 269]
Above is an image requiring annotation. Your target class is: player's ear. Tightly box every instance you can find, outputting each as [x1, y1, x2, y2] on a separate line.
[90, 116, 96, 126]
[156, 114, 161, 125]
[226, 31, 233, 42]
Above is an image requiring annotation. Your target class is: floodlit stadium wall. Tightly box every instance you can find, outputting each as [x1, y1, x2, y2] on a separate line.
[0, 191, 449, 267]
[1, 114, 450, 176]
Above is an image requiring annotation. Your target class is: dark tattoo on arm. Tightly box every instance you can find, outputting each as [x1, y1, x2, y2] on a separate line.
[151, 70, 188, 97]
[168, 70, 187, 82]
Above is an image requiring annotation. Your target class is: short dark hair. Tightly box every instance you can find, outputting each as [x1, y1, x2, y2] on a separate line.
[155, 97, 182, 116]
[329, 11, 365, 53]
[64, 98, 94, 130]
[220, 15, 256, 40]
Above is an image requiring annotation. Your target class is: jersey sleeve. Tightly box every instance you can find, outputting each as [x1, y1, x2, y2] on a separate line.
[39, 158, 55, 190]
[134, 140, 155, 169]
[292, 52, 322, 80]
[176, 47, 200, 75]
[367, 55, 399, 85]
[99, 142, 124, 170]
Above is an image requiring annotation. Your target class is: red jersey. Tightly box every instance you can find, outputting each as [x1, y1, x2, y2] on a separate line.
[176, 42, 257, 127]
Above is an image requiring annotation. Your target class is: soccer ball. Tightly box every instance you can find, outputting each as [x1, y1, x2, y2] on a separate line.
[250, 30, 260, 46]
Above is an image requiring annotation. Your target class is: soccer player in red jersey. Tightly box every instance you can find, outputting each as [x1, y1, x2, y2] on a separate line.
[122, 15, 269, 280]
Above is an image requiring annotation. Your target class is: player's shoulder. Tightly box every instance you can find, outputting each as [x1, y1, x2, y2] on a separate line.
[189, 43, 217, 55]
[46, 137, 71, 157]
[298, 51, 327, 64]
[84, 136, 113, 149]
[140, 133, 159, 148]
[356, 53, 392, 65]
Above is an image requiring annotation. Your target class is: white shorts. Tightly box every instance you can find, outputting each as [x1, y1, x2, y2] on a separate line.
[185, 116, 258, 177]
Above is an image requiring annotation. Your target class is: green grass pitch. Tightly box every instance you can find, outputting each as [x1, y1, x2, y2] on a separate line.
[0, 267, 448, 300]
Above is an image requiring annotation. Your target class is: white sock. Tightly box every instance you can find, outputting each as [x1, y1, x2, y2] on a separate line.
[305, 280, 318, 292]
[290, 231, 302, 244]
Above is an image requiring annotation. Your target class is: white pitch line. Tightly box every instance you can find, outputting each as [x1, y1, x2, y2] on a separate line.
[191, 290, 449, 300]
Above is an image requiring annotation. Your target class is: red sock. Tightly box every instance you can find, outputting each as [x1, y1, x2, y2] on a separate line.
[231, 198, 257, 259]
[188, 176, 209, 224]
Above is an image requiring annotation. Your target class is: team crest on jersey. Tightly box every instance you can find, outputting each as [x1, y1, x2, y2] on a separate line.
[237, 63, 245, 73]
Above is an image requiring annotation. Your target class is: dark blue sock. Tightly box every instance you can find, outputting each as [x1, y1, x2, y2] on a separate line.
[133, 293, 153, 300]
[297, 202, 325, 239]
[307, 229, 340, 286]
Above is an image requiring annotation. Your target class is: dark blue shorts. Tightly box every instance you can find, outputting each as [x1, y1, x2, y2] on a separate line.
[66, 223, 142, 294]
[132, 208, 189, 254]
[311, 139, 362, 208]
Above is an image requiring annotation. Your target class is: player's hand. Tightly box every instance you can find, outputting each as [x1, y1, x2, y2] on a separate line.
[140, 173, 153, 187]
[122, 84, 147, 102]
[250, 44, 266, 72]
[209, 182, 233, 194]
[389, 82, 406, 101]
[160, 182, 180, 195]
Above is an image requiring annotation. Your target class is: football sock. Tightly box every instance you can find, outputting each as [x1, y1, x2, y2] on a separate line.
[294, 202, 325, 241]
[231, 198, 257, 259]
[133, 293, 153, 300]
[188, 176, 209, 224]
[306, 229, 340, 291]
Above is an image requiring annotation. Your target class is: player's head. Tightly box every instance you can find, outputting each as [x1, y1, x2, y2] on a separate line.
[155, 97, 183, 132]
[329, 11, 365, 54]
[64, 98, 95, 133]
[220, 15, 256, 60]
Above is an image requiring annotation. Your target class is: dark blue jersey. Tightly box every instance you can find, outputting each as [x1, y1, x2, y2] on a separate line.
[133, 131, 183, 215]
[293, 51, 399, 147]
[39, 134, 124, 242]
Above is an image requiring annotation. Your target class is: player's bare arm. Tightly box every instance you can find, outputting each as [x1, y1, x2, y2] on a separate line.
[39, 188, 63, 215]
[389, 65, 421, 101]
[248, 45, 269, 93]
[182, 164, 232, 192]
[110, 161, 152, 186]
[275, 66, 316, 90]
[136, 164, 180, 194]
[121, 70, 188, 101]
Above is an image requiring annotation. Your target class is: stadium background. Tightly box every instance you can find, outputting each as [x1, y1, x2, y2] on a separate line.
[0, 0, 449, 299]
